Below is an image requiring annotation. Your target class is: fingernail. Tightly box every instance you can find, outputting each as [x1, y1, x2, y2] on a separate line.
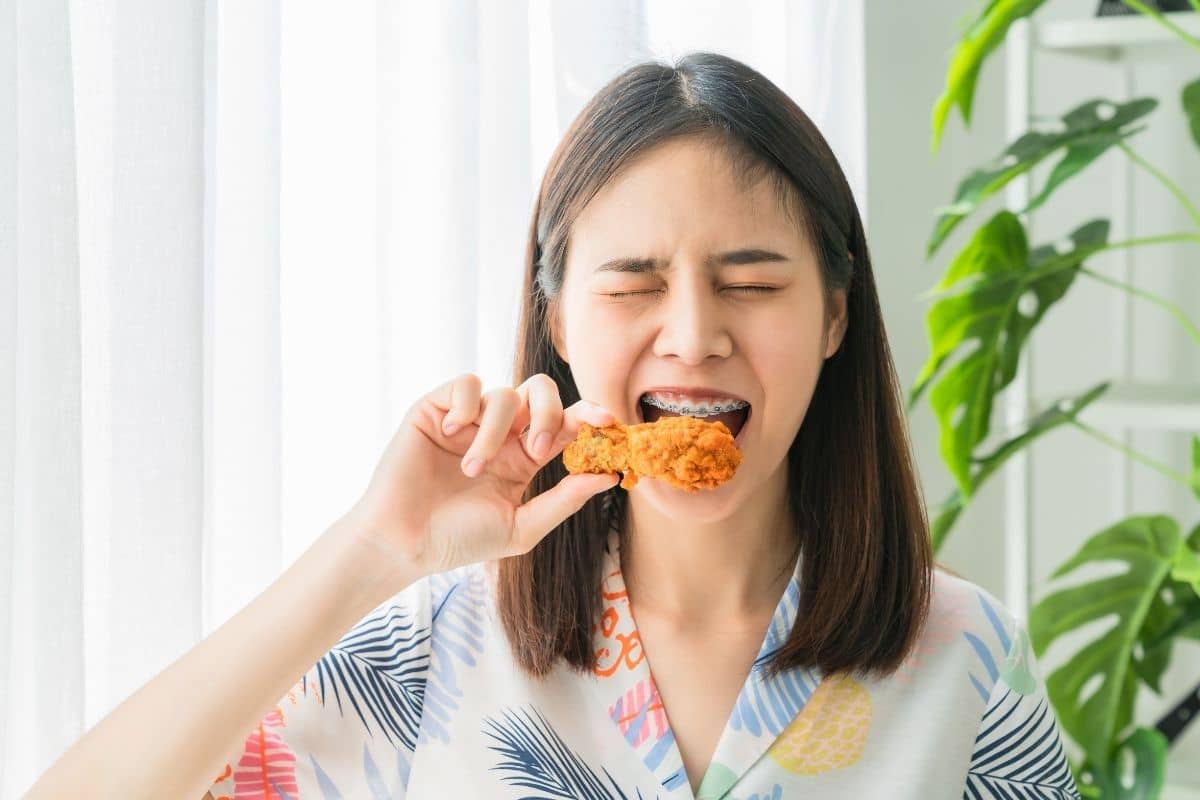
[443, 420, 460, 436]
[462, 457, 482, 477]
[533, 431, 552, 458]
[585, 404, 611, 422]
[593, 474, 619, 490]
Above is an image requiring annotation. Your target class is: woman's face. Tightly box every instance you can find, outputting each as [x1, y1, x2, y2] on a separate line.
[552, 135, 847, 519]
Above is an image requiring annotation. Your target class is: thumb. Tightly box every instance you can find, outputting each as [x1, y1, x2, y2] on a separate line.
[510, 472, 620, 555]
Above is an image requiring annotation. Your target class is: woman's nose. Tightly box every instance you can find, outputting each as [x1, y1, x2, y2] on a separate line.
[651, 278, 733, 364]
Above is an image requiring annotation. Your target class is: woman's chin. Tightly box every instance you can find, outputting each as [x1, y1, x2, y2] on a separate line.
[630, 473, 744, 520]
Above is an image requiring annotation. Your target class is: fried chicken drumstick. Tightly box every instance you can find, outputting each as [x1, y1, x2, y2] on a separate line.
[562, 415, 743, 492]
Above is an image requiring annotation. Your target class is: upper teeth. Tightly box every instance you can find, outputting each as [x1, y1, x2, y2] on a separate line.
[641, 391, 749, 417]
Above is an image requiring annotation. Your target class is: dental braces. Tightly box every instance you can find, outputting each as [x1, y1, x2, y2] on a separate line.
[641, 394, 750, 417]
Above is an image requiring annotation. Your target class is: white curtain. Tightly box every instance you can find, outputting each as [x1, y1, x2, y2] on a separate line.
[0, 0, 865, 794]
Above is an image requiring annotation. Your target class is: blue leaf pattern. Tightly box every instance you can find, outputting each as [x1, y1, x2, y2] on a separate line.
[965, 591, 1011, 703]
[312, 751, 344, 799]
[484, 705, 659, 799]
[362, 742, 393, 800]
[736, 785, 782, 800]
[306, 599, 431, 751]
[268, 777, 296, 800]
[395, 743, 412, 793]
[419, 568, 488, 744]
[727, 579, 822, 738]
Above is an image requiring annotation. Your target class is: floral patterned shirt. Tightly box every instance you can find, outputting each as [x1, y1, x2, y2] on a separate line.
[205, 526, 1081, 799]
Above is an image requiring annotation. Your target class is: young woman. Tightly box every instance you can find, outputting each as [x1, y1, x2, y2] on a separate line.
[29, 52, 1079, 799]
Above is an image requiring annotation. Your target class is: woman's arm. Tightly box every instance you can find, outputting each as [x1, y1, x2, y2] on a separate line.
[26, 515, 421, 800]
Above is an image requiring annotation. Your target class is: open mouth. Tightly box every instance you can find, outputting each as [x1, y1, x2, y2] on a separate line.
[636, 396, 751, 440]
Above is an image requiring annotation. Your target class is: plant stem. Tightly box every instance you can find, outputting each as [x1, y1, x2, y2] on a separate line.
[1102, 232, 1200, 252]
[1118, 142, 1200, 230]
[1071, 418, 1195, 490]
[1120, 0, 1200, 53]
[1079, 266, 1200, 346]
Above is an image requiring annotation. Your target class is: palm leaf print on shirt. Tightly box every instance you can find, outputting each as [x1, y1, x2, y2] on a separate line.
[301, 743, 412, 800]
[306, 598, 431, 751]
[730, 579, 823, 738]
[417, 568, 488, 744]
[963, 590, 1015, 703]
[963, 685, 1080, 798]
[484, 705, 660, 800]
[231, 705, 299, 799]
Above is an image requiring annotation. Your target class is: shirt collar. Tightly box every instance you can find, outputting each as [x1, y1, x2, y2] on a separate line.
[590, 524, 820, 799]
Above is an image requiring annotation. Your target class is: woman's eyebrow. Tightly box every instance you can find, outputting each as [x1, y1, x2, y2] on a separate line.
[594, 248, 790, 274]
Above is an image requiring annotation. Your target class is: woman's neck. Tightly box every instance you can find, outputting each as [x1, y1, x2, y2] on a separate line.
[619, 466, 799, 633]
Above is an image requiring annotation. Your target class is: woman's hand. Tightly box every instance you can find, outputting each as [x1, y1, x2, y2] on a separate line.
[342, 372, 620, 580]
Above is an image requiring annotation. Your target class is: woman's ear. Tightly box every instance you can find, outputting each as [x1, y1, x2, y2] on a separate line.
[824, 287, 848, 359]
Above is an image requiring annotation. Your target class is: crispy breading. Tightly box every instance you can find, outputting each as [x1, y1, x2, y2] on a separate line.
[562, 415, 743, 492]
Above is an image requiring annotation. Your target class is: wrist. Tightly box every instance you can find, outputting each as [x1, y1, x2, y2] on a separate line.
[322, 508, 428, 602]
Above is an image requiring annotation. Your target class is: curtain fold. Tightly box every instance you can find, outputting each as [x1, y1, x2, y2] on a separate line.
[0, 2, 866, 794]
[3, 0, 84, 791]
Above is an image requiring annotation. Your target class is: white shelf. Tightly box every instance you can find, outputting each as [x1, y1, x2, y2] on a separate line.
[1036, 11, 1200, 59]
[1005, 14, 1200, 796]
[1058, 381, 1200, 430]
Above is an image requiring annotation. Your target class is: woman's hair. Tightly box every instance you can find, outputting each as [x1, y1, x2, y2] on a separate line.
[497, 51, 932, 682]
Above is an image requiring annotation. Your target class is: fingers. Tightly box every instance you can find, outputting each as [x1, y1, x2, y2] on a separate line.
[551, 399, 617, 453]
[459, 387, 520, 477]
[510, 472, 619, 554]
[430, 372, 618, 477]
[433, 373, 483, 437]
[515, 374, 564, 461]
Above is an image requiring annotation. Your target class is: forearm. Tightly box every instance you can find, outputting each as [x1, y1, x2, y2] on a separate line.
[26, 516, 419, 800]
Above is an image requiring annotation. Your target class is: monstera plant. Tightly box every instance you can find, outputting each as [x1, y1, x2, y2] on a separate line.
[913, 0, 1200, 796]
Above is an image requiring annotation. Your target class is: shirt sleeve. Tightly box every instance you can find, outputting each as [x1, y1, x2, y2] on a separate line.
[961, 617, 1081, 799]
[203, 573, 433, 800]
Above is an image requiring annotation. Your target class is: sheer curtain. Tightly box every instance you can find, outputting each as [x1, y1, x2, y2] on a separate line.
[0, 0, 865, 794]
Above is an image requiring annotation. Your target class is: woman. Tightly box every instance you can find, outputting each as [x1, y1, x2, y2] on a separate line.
[29, 52, 1079, 799]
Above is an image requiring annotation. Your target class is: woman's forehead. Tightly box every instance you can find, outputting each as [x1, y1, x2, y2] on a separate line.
[568, 145, 803, 273]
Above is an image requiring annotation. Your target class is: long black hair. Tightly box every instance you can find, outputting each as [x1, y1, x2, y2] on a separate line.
[498, 52, 932, 682]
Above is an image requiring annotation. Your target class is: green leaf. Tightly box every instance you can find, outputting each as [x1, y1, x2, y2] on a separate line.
[931, 0, 1048, 152]
[910, 213, 1108, 498]
[970, 382, 1111, 467]
[1143, 525, 1200, 649]
[1132, 574, 1196, 692]
[928, 382, 1111, 553]
[1021, 124, 1147, 216]
[1172, 529, 1200, 594]
[1147, 592, 1200, 647]
[1029, 515, 1181, 767]
[928, 98, 1155, 258]
[1186, 78, 1200, 152]
[1077, 727, 1168, 800]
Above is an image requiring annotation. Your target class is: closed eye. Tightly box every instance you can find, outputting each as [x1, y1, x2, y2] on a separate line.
[605, 286, 778, 298]
[726, 285, 778, 295]
[605, 290, 655, 297]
